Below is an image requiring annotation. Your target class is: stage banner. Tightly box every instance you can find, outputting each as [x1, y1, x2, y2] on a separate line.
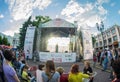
[24, 26, 35, 59]
[82, 30, 93, 60]
[39, 52, 76, 63]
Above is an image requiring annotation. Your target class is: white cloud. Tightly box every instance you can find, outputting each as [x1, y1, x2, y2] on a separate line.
[110, 3, 115, 7]
[118, 10, 120, 15]
[10, 19, 13, 23]
[61, 0, 108, 33]
[0, 14, 4, 18]
[98, 6, 107, 15]
[5, 0, 52, 21]
[2, 20, 23, 36]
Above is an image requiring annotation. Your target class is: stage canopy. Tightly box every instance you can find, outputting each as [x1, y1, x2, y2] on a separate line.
[36, 18, 77, 53]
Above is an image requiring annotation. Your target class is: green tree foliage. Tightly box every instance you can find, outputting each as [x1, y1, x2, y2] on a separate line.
[32, 16, 51, 27]
[19, 16, 51, 49]
[19, 16, 32, 49]
[0, 36, 10, 46]
[0, 36, 2, 44]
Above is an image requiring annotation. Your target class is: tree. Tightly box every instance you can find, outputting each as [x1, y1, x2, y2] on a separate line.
[19, 16, 32, 49]
[0, 36, 2, 45]
[2, 36, 10, 46]
[32, 16, 51, 27]
[19, 16, 51, 50]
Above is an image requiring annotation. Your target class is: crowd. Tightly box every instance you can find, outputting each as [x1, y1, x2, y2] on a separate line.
[0, 45, 120, 82]
[93, 48, 120, 82]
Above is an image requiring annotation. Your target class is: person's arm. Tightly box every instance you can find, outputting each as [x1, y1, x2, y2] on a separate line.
[81, 73, 90, 78]
[13, 74, 20, 82]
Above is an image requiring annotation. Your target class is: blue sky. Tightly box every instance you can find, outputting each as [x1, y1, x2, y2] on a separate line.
[0, 0, 120, 36]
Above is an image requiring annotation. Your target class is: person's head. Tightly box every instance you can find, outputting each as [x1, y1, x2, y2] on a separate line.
[84, 61, 90, 68]
[3, 49, 13, 61]
[56, 67, 64, 75]
[23, 65, 29, 71]
[112, 59, 120, 79]
[38, 64, 44, 70]
[45, 60, 55, 72]
[70, 64, 79, 74]
[21, 60, 26, 64]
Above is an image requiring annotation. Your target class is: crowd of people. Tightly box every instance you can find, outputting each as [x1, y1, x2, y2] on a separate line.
[93, 48, 120, 82]
[0, 45, 120, 82]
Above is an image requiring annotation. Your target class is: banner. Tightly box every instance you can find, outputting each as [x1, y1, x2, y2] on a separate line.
[82, 30, 93, 60]
[39, 52, 76, 63]
[24, 26, 35, 59]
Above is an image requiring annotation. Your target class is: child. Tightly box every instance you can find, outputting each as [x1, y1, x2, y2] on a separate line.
[21, 65, 30, 82]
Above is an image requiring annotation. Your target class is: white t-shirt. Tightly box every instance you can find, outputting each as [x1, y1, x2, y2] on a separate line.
[36, 69, 43, 82]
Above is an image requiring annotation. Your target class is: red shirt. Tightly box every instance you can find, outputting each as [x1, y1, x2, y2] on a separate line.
[60, 73, 69, 82]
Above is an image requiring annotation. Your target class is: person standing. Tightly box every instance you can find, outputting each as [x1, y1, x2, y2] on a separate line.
[42, 60, 60, 82]
[102, 52, 108, 71]
[112, 59, 120, 82]
[3, 49, 20, 82]
[36, 64, 44, 82]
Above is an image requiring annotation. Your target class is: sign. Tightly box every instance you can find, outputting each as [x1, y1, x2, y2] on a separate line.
[39, 52, 76, 63]
[82, 30, 93, 60]
[24, 26, 35, 59]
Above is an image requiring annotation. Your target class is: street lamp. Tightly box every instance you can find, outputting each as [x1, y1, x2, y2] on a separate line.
[96, 21, 105, 50]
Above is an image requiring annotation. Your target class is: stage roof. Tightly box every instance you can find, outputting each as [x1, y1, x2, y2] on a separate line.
[39, 18, 76, 28]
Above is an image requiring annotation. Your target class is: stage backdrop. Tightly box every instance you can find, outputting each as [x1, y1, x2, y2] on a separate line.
[24, 26, 35, 59]
[82, 30, 93, 60]
[39, 52, 76, 63]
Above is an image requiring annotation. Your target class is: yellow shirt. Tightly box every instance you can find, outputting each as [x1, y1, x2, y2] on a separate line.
[68, 72, 89, 82]
[22, 71, 30, 82]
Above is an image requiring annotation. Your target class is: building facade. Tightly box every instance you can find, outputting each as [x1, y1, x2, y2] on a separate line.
[13, 33, 20, 48]
[94, 25, 120, 50]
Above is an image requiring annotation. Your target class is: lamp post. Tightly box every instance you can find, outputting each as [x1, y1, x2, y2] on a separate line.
[96, 21, 105, 50]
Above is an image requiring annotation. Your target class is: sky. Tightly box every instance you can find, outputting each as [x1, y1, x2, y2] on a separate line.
[0, 0, 120, 36]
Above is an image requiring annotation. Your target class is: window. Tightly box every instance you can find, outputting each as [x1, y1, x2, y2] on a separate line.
[108, 38, 112, 43]
[104, 40, 107, 45]
[100, 41, 102, 46]
[96, 42, 98, 47]
[113, 35, 117, 41]
[107, 31, 110, 36]
[111, 28, 116, 34]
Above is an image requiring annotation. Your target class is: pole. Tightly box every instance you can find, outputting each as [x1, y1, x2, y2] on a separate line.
[101, 31, 104, 50]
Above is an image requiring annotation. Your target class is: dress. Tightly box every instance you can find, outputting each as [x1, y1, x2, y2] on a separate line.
[68, 72, 89, 82]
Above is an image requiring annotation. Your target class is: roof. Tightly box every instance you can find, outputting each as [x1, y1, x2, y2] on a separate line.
[40, 18, 75, 28]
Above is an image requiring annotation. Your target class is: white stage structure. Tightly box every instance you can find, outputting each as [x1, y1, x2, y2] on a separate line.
[36, 18, 77, 62]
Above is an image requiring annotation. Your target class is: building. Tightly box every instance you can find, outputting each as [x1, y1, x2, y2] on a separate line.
[13, 33, 20, 48]
[94, 25, 120, 50]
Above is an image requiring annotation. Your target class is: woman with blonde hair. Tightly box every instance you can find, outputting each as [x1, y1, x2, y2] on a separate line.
[42, 60, 60, 82]
[68, 64, 90, 82]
